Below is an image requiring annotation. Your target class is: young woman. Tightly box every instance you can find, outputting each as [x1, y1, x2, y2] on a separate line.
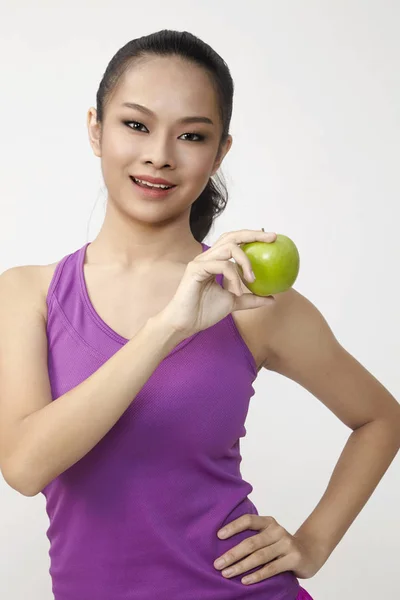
[1, 30, 399, 600]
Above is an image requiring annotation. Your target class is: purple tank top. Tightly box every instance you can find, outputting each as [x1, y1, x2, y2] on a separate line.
[42, 241, 301, 600]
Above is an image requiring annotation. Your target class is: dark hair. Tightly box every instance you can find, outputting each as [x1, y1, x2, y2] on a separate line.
[95, 29, 234, 242]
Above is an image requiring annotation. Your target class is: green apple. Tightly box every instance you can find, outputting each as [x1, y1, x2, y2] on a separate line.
[238, 232, 300, 296]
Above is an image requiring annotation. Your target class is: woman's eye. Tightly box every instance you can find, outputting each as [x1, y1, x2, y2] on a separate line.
[180, 132, 205, 142]
[125, 121, 146, 132]
[123, 121, 204, 142]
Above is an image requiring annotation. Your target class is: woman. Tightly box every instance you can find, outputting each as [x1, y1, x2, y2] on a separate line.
[1, 29, 399, 600]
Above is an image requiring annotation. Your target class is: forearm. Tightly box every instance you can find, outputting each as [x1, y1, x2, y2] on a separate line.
[294, 418, 400, 561]
[9, 314, 184, 496]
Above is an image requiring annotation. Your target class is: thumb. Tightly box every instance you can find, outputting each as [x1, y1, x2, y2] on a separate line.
[233, 292, 276, 312]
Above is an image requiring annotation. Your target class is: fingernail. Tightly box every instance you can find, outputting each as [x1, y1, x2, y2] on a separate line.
[247, 270, 255, 282]
[218, 528, 227, 538]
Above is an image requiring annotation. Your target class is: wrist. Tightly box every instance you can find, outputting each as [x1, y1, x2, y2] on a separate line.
[293, 529, 331, 564]
[149, 311, 189, 348]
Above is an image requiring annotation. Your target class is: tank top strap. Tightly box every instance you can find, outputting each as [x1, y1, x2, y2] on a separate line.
[46, 243, 86, 317]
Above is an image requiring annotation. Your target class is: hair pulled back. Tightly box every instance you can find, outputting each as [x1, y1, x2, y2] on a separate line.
[95, 29, 234, 242]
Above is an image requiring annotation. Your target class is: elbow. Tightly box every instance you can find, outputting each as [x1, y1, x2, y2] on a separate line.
[17, 481, 41, 497]
[14, 484, 39, 497]
[1, 460, 41, 497]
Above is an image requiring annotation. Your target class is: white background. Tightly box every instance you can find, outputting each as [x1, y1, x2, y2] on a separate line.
[0, 1, 399, 599]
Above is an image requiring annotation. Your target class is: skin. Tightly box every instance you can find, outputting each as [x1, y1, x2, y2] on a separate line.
[87, 55, 232, 270]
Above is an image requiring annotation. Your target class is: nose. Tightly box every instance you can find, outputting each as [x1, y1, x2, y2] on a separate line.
[141, 133, 176, 170]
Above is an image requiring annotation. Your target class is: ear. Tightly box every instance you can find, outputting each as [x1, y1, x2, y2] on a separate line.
[211, 135, 233, 177]
[87, 107, 102, 158]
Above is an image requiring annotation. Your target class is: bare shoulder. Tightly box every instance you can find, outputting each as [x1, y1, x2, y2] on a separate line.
[0, 266, 43, 317]
[0, 262, 59, 322]
[259, 285, 337, 370]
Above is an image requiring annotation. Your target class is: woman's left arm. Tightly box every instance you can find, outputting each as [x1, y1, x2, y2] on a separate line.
[262, 288, 400, 561]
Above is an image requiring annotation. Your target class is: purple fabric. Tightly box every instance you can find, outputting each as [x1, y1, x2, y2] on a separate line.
[42, 241, 301, 599]
[296, 587, 314, 600]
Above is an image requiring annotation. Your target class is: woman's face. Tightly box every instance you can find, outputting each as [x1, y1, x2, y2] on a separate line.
[88, 56, 232, 223]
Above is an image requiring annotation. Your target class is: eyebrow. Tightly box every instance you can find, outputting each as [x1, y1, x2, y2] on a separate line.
[121, 102, 214, 126]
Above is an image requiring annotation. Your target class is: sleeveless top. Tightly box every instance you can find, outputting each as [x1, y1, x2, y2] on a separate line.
[42, 241, 301, 600]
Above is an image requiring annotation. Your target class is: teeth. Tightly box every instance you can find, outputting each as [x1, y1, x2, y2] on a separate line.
[133, 177, 172, 189]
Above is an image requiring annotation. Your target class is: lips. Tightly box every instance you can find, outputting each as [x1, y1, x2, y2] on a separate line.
[130, 176, 176, 189]
[130, 176, 177, 198]
[131, 175, 176, 187]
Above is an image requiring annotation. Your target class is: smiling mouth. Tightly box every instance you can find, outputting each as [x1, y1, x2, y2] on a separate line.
[129, 176, 178, 198]
[130, 176, 176, 190]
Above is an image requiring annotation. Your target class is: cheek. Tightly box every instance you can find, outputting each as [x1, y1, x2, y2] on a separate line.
[183, 154, 215, 182]
[183, 160, 215, 199]
[101, 127, 136, 161]
[107, 138, 134, 163]
[100, 142, 136, 185]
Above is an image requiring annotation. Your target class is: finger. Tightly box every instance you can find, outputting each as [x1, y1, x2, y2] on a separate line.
[217, 229, 277, 248]
[215, 520, 281, 570]
[214, 533, 264, 570]
[204, 230, 277, 284]
[232, 291, 275, 312]
[200, 242, 258, 284]
[241, 553, 295, 585]
[220, 540, 283, 579]
[190, 259, 246, 298]
[218, 515, 272, 538]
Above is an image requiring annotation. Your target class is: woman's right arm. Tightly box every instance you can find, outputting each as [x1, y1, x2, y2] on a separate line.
[0, 267, 185, 497]
[0, 230, 276, 497]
